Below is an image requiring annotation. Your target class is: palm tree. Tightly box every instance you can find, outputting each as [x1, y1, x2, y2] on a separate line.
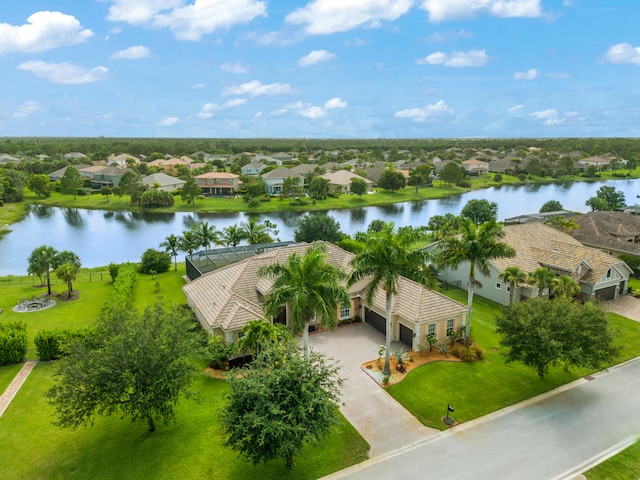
[27, 245, 59, 295]
[528, 267, 557, 298]
[160, 234, 181, 271]
[237, 319, 290, 356]
[179, 230, 200, 255]
[191, 221, 218, 250]
[240, 217, 274, 244]
[436, 218, 515, 346]
[551, 274, 581, 299]
[499, 266, 528, 305]
[258, 244, 349, 360]
[219, 224, 245, 247]
[55, 262, 80, 298]
[347, 223, 433, 376]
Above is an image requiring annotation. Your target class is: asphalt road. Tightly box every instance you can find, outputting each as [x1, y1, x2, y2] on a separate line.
[322, 357, 640, 480]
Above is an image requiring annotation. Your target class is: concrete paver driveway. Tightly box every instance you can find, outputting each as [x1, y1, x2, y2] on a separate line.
[308, 323, 438, 458]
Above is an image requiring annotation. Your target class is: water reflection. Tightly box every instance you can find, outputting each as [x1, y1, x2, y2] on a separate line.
[378, 203, 403, 216]
[349, 208, 366, 224]
[31, 205, 54, 219]
[63, 208, 84, 228]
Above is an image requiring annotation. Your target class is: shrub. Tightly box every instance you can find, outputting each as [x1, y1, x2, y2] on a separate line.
[100, 262, 137, 317]
[456, 180, 472, 188]
[139, 248, 171, 274]
[140, 189, 175, 207]
[517, 173, 527, 181]
[207, 335, 236, 370]
[449, 343, 484, 362]
[34, 327, 94, 361]
[493, 173, 503, 182]
[0, 322, 27, 365]
[108, 262, 119, 282]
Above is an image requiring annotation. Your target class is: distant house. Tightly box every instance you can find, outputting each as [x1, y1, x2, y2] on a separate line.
[321, 170, 373, 194]
[434, 222, 632, 305]
[461, 159, 490, 176]
[148, 157, 192, 174]
[565, 211, 640, 258]
[64, 152, 88, 161]
[183, 242, 467, 351]
[107, 153, 140, 167]
[142, 173, 187, 192]
[261, 168, 301, 194]
[194, 172, 240, 196]
[88, 167, 134, 188]
[241, 162, 267, 176]
[253, 154, 282, 166]
[289, 164, 316, 176]
[577, 156, 611, 170]
[48, 164, 92, 182]
[271, 152, 292, 163]
[0, 154, 20, 165]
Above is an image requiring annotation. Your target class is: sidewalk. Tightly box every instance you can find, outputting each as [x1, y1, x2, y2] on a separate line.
[0, 361, 38, 417]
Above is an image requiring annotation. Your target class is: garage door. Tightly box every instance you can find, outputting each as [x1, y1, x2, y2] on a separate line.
[595, 285, 616, 300]
[365, 307, 386, 335]
[399, 324, 413, 349]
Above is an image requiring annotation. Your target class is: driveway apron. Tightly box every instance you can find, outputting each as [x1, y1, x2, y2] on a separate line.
[308, 323, 438, 458]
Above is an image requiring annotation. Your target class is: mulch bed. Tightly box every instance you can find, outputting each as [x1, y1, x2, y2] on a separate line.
[362, 349, 461, 387]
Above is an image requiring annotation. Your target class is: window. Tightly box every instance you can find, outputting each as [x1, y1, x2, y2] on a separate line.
[340, 304, 351, 320]
[506, 285, 511, 293]
[427, 323, 436, 336]
[496, 282, 501, 289]
[607, 268, 612, 278]
[446, 319, 454, 336]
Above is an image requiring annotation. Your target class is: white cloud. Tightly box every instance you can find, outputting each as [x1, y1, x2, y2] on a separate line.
[222, 80, 293, 97]
[393, 100, 453, 122]
[513, 68, 538, 80]
[192, 82, 205, 88]
[220, 62, 249, 74]
[270, 108, 288, 116]
[416, 49, 489, 67]
[197, 98, 247, 118]
[107, 0, 267, 41]
[18, 61, 108, 84]
[110, 45, 150, 60]
[159, 116, 178, 126]
[508, 104, 524, 113]
[420, 0, 542, 22]
[344, 37, 368, 47]
[300, 106, 326, 119]
[604, 42, 640, 66]
[298, 50, 335, 67]
[325, 97, 347, 109]
[285, 0, 413, 34]
[12, 101, 41, 119]
[424, 29, 473, 43]
[530, 108, 564, 125]
[0, 11, 93, 54]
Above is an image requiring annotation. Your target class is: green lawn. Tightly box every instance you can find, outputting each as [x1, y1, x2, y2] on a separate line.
[585, 438, 640, 480]
[0, 363, 23, 393]
[388, 288, 640, 429]
[0, 362, 369, 480]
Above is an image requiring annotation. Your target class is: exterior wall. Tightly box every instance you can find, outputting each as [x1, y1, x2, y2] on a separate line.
[438, 262, 513, 306]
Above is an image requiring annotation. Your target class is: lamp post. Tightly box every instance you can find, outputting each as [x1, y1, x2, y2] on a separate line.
[443, 404, 455, 426]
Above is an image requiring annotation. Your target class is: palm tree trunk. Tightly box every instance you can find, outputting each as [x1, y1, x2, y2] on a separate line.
[383, 292, 392, 376]
[46, 270, 52, 295]
[302, 321, 310, 360]
[466, 275, 474, 347]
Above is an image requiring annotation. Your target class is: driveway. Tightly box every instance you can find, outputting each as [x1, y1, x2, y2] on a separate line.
[600, 294, 640, 322]
[308, 323, 438, 458]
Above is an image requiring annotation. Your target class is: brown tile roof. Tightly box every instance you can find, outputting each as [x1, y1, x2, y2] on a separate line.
[566, 211, 640, 256]
[194, 171, 239, 179]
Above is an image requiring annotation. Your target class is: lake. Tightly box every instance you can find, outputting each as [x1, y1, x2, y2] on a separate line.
[0, 178, 638, 275]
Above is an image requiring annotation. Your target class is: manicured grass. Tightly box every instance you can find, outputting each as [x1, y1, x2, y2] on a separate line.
[0, 363, 369, 480]
[585, 438, 640, 480]
[130, 262, 188, 311]
[387, 288, 640, 430]
[628, 277, 640, 292]
[0, 363, 23, 393]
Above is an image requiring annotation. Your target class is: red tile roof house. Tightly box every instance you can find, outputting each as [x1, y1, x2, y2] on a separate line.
[183, 242, 467, 352]
[194, 172, 240, 197]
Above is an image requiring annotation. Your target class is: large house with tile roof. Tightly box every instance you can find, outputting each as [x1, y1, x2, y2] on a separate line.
[193, 172, 240, 196]
[183, 242, 467, 351]
[565, 211, 640, 258]
[434, 222, 632, 305]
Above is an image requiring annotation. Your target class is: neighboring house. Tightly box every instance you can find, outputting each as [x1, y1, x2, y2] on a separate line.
[434, 222, 632, 305]
[565, 211, 640, 258]
[141, 173, 187, 192]
[89, 167, 133, 188]
[320, 170, 373, 194]
[289, 164, 316, 176]
[271, 152, 292, 163]
[253, 154, 282, 166]
[577, 156, 611, 170]
[241, 162, 267, 176]
[64, 152, 88, 161]
[504, 211, 574, 225]
[461, 159, 490, 176]
[183, 242, 467, 351]
[0, 154, 20, 165]
[107, 153, 140, 167]
[194, 172, 240, 196]
[431, 158, 452, 173]
[261, 168, 302, 194]
[148, 157, 192, 174]
[47, 164, 91, 182]
[77, 165, 106, 181]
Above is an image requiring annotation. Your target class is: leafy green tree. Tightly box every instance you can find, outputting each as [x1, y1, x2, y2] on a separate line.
[281, 176, 304, 202]
[435, 218, 515, 346]
[460, 199, 498, 225]
[236, 320, 291, 356]
[407, 164, 433, 193]
[118, 171, 141, 196]
[347, 223, 433, 375]
[258, 244, 350, 360]
[180, 177, 201, 205]
[160, 234, 181, 271]
[0, 169, 26, 203]
[47, 302, 202, 432]
[27, 245, 58, 295]
[140, 189, 173, 207]
[60, 167, 84, 200]
[139, 248, 171, 274]
[222, 341, 342, 468]
[55, 262, 81, 298]
[100, 186, 113, 201]
[28, 174, 52, 198]
[377, 169, 406, 191]
[243, 176, 266, 199]
[585, 196, 609, 212]
[439, 162, 464, 186]
[349, 177, 369, 197]
[294, 213, 344, 243]
[539, 200, 563, 213]
[499, 266, 528, 305]
[496, 297, 618, 377]
[594, 185, 626, 210]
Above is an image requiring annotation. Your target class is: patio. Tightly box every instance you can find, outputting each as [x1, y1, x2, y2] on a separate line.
[13, 294, 56, 313]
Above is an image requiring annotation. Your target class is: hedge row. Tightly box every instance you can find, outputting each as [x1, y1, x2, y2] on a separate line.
[0, 322, 27, 365]
[100, 262, 138, 317]
[34, 327, 95, 361]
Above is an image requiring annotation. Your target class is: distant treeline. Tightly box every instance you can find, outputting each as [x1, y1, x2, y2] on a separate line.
[2, 137, 640, 160]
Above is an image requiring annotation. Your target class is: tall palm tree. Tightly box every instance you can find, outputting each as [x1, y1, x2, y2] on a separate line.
[258, 244, 349, 360]
[160, 234, 181, 271]
[528, 267, 557, 298]
[191, 221, 218, 250]
[27, 245, 59, 295]
[240, 217, 274, 245]
[347, 223, 433, 376]
[499, 266, 528, 305]
[551, 274, 581, 299]
[436, 218, 515, 346]
[179, 230, 200, 255]
[55, 262, 80, 298]
[219, 224, 246, 247]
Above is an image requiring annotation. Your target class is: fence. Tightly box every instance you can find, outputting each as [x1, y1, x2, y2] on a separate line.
[0, 271, 111, 288]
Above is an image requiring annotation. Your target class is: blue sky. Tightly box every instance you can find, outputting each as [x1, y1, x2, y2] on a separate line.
[1, 1, 639, 139]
